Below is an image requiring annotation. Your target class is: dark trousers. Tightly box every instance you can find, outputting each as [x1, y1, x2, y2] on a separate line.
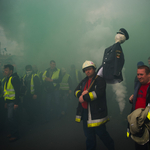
[83, 109, 115, 150]
[45, 90, 60, 121]
[7, 102, 19, 138]
[23, 96, 36, 123]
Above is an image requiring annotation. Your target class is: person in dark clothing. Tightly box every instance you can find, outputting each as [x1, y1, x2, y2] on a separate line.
[129, 65, 150, 150]
[74, 60, 115, 150]
[3, 64, 20, 142]
[97, 28, 129, 84]
[42, 60, 62, 120]
[22, 65, 41, 124]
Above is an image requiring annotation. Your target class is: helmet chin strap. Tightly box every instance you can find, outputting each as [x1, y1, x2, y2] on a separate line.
[115, 33, 126, 44]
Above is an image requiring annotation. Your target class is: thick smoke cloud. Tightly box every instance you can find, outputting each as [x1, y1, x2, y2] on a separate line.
[0, 0, 150, 111]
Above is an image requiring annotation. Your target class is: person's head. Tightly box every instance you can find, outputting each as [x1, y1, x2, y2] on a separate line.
[115, 28, 129, 44]
[137, 65, 150, 84]
[148, 57, 150, 66]
[25, 65, 32, 77]
[4, 64, 14, 77]
[50, 60, 56, 70]
[137, 61, 144, 68]
[82, 61, 96, 79]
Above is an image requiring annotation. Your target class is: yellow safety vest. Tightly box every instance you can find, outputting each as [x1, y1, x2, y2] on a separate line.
[60, 73, 70, 91]
[3, 77, 15, 101]
[23, 74, 38, 94]
[42, 68, 60, 87]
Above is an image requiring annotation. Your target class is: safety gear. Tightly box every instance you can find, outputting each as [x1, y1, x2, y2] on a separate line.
[26, 71, 32, 77]
[23, 74, 38, 94]
[3, 77, 15, 101]
[82, 61, 96, 72]
[42, 68, 60, 86]
[60, 73, 70, 91]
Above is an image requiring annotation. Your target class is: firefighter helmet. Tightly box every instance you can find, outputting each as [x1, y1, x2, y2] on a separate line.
[82, 60, 96, 72]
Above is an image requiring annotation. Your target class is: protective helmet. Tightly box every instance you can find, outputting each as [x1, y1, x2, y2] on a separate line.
[82, 60, 96, 72]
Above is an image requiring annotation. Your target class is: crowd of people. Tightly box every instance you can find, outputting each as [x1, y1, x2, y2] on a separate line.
[1, 57, 150, 150]
[0, 60, 82, 142]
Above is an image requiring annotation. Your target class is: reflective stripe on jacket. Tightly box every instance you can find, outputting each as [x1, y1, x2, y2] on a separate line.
[60, 73, 70, 90]
[4, 77, 15, 101]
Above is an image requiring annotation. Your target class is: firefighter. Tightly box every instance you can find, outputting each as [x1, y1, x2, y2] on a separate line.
[59, 68, 72, 115]
[3, 64, 20, 142]
[22, 65, 40, 124]
[74, 60, 115, 150]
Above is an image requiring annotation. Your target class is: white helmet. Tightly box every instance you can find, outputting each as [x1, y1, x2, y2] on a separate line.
[82, 60, 96, 72]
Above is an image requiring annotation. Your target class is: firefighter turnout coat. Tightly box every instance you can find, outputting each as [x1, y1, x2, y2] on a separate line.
[74, 74, 109, 127]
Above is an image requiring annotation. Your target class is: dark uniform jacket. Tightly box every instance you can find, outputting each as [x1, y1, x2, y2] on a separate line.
[74, 74, 109, 127]
[101, 42, 124, 83]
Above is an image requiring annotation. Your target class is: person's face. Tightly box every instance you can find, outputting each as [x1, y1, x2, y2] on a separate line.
[4, 68, 12, 77]
[50, 62, 56, 70]
[148, 60, 150, 66]
[84, 67, 95, 79]
[137, 69, 150, 84]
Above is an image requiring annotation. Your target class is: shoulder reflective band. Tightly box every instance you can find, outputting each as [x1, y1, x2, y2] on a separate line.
[89, 91, 97, 101]
[147, 111, 150, 120]
[75, 90, 81, 97]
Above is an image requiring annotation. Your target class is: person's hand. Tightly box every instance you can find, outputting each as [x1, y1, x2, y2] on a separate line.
[4, 103, 7, 108]
[129, 94, 134, 103]
[14, 104, 18, 109]
[82, 90, 88, 95]
[45, 77, 53, 82]
[33, 95, 37, 99]
[79, 95, 84, 103]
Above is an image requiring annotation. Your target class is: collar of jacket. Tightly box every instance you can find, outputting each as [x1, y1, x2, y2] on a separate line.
[81, 73, 96, 91]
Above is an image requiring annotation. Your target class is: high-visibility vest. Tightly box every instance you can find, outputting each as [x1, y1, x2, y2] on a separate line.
[23, 74, 38, 94]
[42, 68, 60, 86]
[76, 70, 79, 83]
[3, 77, 15, 101]
[60, 73, 70, 91]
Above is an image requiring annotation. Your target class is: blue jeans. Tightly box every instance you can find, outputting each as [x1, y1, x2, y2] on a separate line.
[7, 102, 19, 138]
[46, 90, 60, 120]
[83, 109, 115, 150]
